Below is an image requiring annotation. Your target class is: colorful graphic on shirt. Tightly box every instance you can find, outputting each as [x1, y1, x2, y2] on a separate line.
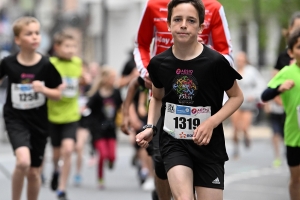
[103, 98, 116, 120]
[172, 73, 198, 105]
[20, 73, 35, 83]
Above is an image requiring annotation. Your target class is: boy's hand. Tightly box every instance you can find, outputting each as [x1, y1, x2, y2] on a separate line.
[278, 80, 295, 92]
[58, 82, 66, 91]
[121, 115, 131, 135]
[136, 129, 153, 148]
[32, 80, 45, 93]
[193, 118, 214, 146]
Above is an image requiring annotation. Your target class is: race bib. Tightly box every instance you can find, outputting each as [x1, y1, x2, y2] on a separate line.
[297, 106, 300, 129]
[11, 83, 45, 110]
[163, 102, 211, 139]
[63, 77, 79, 98]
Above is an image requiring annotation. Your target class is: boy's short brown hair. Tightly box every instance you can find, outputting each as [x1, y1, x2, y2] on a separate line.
[288, 28, 300, 51]
[53, 31, 75, 45]
[12, 16, 40, 37]
[167, 0, 205, 25]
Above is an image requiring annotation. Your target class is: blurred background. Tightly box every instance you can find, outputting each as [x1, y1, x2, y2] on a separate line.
[0, 0, 300, 200]
[0, 0, 299, 71]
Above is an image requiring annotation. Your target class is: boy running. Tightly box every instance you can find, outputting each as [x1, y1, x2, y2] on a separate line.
[136, 0, 243, 199]
[0, 17, 62, 200]
[48, 31, 82, 200]
[261, 28, 300, 200]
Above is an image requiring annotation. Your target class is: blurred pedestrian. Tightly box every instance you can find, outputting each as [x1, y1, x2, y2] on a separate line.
[0, 17, 62, 200]
[261, 28, 300, 200]
[86, 66, 123, 189]
[230, 51, 265, 159]
[268, 11, 300, 168]
[73, 60, 92, 186]
[48, 31, 82, 200]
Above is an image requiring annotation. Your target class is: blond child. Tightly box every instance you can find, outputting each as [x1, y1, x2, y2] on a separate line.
[0, 17, 62, 200]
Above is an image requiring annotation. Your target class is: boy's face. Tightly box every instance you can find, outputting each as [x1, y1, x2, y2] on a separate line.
[167, 3, 204, 45]
[55, 39, 77, 60]
[289, 38, 300, 63]
[15, 22, 41, 51]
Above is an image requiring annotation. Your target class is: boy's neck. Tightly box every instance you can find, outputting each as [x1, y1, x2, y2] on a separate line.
[172, 42, 203, 61]
[17, 50, 41, 66]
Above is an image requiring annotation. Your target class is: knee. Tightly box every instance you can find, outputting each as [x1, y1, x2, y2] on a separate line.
[290, 177, 300, 188]
[16, 159, 30, 172]
[61, 147, 74, 158]
[27, 168, 40, 181]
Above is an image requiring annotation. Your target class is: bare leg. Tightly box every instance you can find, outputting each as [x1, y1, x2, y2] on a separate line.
[75, 128, 89, 175]
[230, 110, 242, 158]
[27, 167, 41, 200]
[12, 147, 31, 200]
[58, 139, 75, 191]
[52, 147, 60, 171]
[155, 175, 172, 200]
[289, 165, 300, 200]
[241, 111, 253, 148]
[196, 187, 223, 200]
[167, 165, 193, 200]
[272, 134, 282, 159]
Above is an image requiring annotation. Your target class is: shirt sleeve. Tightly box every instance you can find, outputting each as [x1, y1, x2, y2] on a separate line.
[87, 92, 99, 111]
[209, 5, 234, 67]
[133, 1, 154, 79]
[215, 56, 242, 91]
[147, 58, 163, 89]
[0, 58, 7, 79]
[45, 62, 62, 89]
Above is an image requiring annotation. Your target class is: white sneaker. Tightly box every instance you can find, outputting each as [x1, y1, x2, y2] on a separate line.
[142, 177, 155, 191]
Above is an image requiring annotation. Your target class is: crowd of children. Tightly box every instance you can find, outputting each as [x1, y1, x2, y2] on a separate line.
[1, 2, 300, 200]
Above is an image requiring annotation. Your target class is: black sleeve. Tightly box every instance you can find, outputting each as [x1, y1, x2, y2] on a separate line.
[45, 62, 62, 88]
[274, 50, 290, 71]
[148, 58, 163, 88]
[0, 58, 7, 79]
[215, 56, 242, 91]
[261, 86, 281, 102]
[87, 92, 99, 111]
[121, 58, 135, 76]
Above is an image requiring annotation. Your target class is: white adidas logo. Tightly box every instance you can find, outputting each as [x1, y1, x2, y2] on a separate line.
[212, 177, 220, 184]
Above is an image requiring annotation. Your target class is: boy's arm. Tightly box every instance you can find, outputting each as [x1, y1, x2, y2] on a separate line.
[121, 77, 140, 135]
[133, 1, 155, 79]
[32, 81, 61, 101]
[136, 84, 164, 148]
[209, 5, 234, 66]
[193, 81, 243, 145]
[261, 80, 295, 102]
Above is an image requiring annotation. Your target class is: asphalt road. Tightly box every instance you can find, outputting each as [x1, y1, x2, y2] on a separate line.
[0, 126, 290, 200]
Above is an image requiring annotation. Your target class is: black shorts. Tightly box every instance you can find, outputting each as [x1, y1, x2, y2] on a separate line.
[161, 134, 225, 189]
[49, 121, 78, 147]
[152, 117, 168, 180]
[286, 146, 300, 167]
[270, 113, 285, 137]
[78, 115, 90, 129]
[5, 118, 47, 167]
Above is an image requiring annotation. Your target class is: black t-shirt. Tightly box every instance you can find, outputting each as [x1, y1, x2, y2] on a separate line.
[87, 88, 123, 140]
[0, 54, 62, 134]
[148, 45, 242, 162]
[274, 49, 292, 71]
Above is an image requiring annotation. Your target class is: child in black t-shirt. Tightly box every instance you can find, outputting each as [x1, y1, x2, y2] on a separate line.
[85, 67, 122, 189]
[0, 17, 62, 200]
[136, 0, 243, 199]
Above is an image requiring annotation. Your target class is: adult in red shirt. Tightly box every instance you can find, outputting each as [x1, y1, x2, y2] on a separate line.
[133, 0, 233, 199]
